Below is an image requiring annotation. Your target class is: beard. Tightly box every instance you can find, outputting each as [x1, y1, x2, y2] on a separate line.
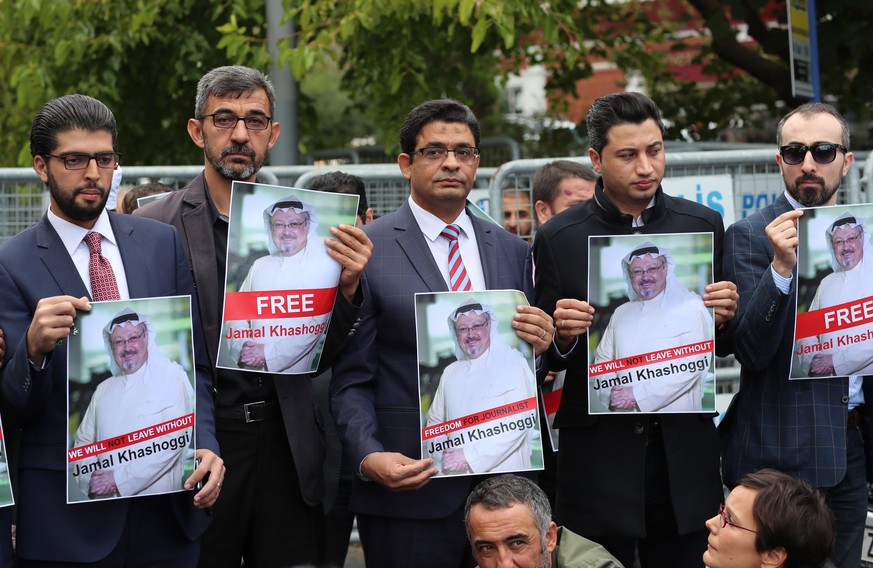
[47, 170, 109, 222]
[786, 173, 840, 207]
[207, 142, 264, 181]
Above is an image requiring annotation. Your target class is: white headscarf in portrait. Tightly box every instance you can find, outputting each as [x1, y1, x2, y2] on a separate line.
[262, 195, 319, 255]
[446, 298, 501, 361]
[620, 242, 713, 328]
[825, 212, 869, 272]
[102, 308, 193, 401]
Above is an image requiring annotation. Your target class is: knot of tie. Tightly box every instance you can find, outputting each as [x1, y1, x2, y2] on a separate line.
[440, 224, 461, 242]
[85, 231, 103, 255]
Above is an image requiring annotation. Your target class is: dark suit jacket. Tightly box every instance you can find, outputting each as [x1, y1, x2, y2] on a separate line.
[135, 173, 360, 505]
[330, 201, 535, 519]
[720, 193, 850, 488]
[533, 181, 724, 537]
[0, 213, 218, 563]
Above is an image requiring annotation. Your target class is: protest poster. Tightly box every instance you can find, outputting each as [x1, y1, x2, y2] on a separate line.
[540, 371, 565, 452]
[417, 290, 542, 477]
[217, 181, 359, 375]
[66, 296, 196, 503]
[587, 233, 716, 414]
[791, 204, 873, 379]
[0, 421, 13, 508]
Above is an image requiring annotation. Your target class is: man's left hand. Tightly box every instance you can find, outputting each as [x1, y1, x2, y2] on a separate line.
[810, 353, 836, 376]
[442, 447, 470, 472]
[325, 224, 374, 302]
[704, 280, 739, 328]
[186, 449, 225, 509]
[238, 341, 266, 368]
[512, 305, 554, 356]
[609, 385, 637, 410]
[89, 469, 118, 496]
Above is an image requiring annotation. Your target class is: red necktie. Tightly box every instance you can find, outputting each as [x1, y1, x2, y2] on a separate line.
[440, 224, 472, 291]
[84, 232, 120, 301]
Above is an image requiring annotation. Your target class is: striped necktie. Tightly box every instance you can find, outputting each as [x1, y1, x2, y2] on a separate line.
[84, 231, 120, 301]
[440, 224, 472, 291]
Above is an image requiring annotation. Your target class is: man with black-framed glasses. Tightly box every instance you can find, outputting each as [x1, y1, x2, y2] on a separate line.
[703, 469, 834, 568]
[0, 93, 224, 566]
[720, 102, 866, 568]
[330, 98, 554, 567]
[135, 66, 373, 568]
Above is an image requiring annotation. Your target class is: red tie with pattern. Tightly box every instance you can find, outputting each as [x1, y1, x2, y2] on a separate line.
[440, 224, 472, 291]
[84, 232, 120, 301]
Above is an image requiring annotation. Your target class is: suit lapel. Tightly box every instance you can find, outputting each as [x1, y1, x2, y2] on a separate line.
[179, 181, 220, 325]
[35, 216, 89, 298]
[393, 202, 448, 293]
[470, 212, 498, 289]
[111, 212, 150, 298]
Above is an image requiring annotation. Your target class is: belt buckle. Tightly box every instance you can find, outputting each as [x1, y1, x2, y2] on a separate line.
[244, 400, 267, 423]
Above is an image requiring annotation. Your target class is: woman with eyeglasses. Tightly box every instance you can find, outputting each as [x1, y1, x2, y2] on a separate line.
[703, 469, 835, 568]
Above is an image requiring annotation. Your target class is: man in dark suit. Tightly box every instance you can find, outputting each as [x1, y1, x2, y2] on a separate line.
[533, 92, 738, 567]
[135, 66, 372, 567]
[329, 99, 555, 567]
[719, 102, 864, 568]
[0, 94, 223, 566]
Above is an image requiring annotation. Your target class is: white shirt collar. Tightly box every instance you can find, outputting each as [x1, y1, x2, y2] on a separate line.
[47, 207, 118, 256]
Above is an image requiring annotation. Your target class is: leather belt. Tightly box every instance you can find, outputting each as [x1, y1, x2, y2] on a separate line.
[848, 408, 861, 430]
[216, 400, 280, 423]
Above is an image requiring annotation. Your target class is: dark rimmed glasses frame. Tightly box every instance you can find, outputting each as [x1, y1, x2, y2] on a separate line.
[779, 143, 847, 165]
[43, 152, 121, 171]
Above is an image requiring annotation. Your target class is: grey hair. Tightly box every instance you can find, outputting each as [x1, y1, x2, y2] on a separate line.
[194, 66, 276, 119]
[776, 102, 850, 149]
[465, 475, 552, 553]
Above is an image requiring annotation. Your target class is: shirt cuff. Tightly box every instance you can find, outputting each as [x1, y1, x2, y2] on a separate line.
[770, 265, 792, 295]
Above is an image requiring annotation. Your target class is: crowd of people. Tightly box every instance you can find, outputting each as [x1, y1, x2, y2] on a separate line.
[0, 63, 863, 568]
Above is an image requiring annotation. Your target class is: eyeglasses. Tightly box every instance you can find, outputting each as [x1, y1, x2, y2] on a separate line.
[413, 146, 480, 164]
[779, 143, 847, 165]
[456, 321, 488, 335]
[718, 503, 757, 533]
[271, 220, 308, 231]
[833, 233, 861, 248]
[200, 112, 273, 131]
[43, 152, 121, 171]
[630, 262, 665, 279]
[111, 330, 146, 349]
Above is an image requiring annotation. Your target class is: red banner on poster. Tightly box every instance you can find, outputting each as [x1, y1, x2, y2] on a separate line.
[223, 288, 337, 321]
[68, 413, 194, 462]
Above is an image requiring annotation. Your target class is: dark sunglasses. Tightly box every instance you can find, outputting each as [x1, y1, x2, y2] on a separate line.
[779, 143, 847, 165]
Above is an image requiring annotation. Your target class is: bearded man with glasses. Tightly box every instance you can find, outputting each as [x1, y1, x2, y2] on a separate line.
[720, 102, 866, 568]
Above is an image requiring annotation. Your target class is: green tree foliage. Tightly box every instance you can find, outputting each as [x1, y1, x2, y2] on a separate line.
[0, 0, 270, 167]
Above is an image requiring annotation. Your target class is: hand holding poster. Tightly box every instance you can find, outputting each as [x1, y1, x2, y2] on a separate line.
[587, 234, 716, 414]
[418, 291, 542, 477]
[218, 182, 359, 375]
[66, 297, 196, 503]
[791, 206, 873, 378]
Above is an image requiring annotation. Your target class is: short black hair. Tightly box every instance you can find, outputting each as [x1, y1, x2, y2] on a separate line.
[307, 171, 369, 220]
[399, 99, 480, 157]
[776, 102, 850, 148]
[586, 92, 664, 154]
[30, 94, 117, 157]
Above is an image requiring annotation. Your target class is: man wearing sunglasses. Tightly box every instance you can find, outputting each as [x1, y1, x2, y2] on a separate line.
[703, 468, 834, 568]
[720, 102, 863, 568]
